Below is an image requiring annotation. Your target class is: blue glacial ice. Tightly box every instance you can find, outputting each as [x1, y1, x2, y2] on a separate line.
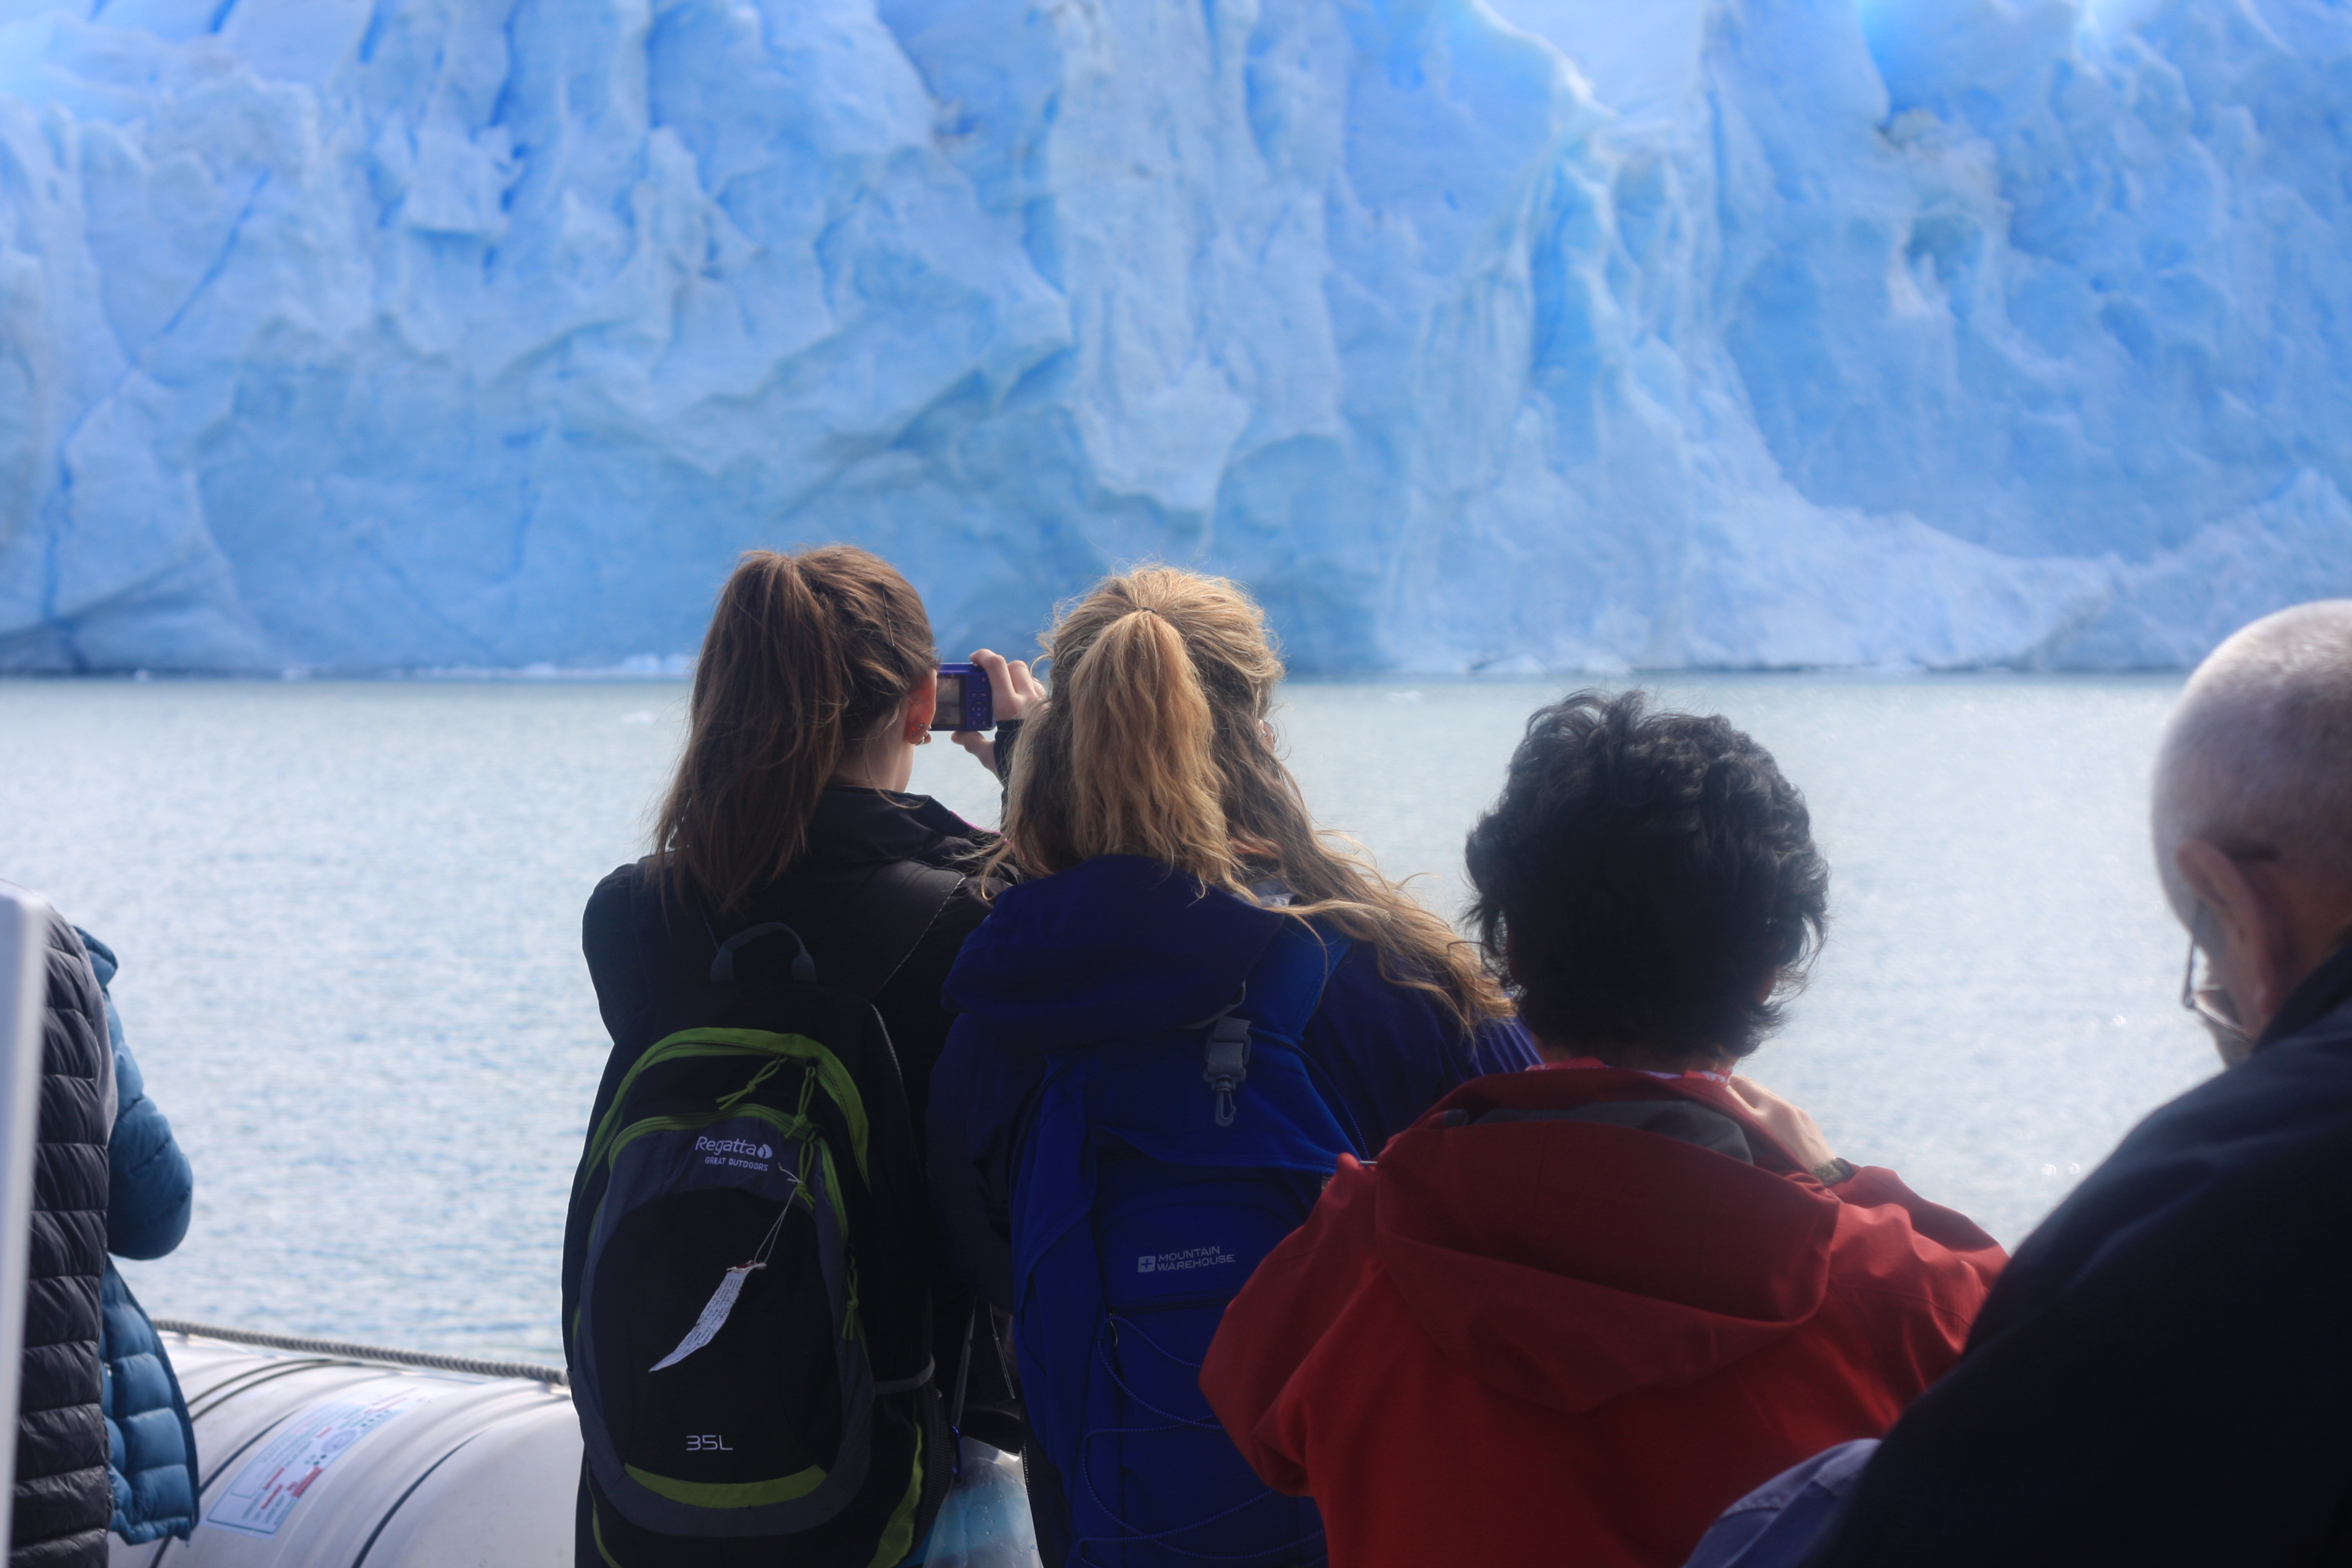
[0, 0, 2347, 673]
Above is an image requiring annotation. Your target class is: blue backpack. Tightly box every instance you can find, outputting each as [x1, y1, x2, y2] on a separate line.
[1008, 918, 1362, 1568]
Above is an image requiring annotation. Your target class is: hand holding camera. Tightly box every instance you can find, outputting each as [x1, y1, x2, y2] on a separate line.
[943, 649, 1044, 777]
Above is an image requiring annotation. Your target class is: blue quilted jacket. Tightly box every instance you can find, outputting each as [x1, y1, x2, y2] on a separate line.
[79, 932, 199, 1546]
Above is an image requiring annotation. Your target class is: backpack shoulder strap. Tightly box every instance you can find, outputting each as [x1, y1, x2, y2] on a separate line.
[1194, 920, 1351, 1131]
[710, 859, 968, 1002]
[822, 859, 968, 1002]
[1232, 919, 1350, 1042]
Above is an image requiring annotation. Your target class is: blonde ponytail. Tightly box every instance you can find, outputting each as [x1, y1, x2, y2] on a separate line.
[1000, 567, 1511, 1034]
[1055, 610, 1240, 880]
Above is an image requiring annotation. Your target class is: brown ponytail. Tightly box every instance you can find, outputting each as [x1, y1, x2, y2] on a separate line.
[654, 546, 935, 914]
[1002, 567, 1510, 1033]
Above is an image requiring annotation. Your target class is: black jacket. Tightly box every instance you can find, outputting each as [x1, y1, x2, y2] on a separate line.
[14, 909, 114, 1568]
[573, 788, 995, 1153]
[1801, 939, 2352, 1568]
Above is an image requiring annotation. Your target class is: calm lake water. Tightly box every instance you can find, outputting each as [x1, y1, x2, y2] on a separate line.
[0, 674, 2208, 1361]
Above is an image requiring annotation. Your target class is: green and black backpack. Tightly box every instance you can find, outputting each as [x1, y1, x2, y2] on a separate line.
[569, 869, 957, 1568]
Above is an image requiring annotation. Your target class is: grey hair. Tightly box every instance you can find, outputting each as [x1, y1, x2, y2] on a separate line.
[2152, 599, 2352, 919]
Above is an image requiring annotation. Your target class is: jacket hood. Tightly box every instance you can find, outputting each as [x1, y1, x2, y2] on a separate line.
[944, 855, 1283, 1051]
[1374, 1066, 1841, 1414]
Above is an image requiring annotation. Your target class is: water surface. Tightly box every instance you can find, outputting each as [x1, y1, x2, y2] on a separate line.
[0, 674, 2207, 1359]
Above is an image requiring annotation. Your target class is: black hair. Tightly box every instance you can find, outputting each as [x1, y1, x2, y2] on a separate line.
[1463, 690, 1829, 1066]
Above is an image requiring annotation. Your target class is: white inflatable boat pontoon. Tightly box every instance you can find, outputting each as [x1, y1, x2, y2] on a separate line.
[116, 1322, 580, 1567]
[114, 1322, 1041, 1568]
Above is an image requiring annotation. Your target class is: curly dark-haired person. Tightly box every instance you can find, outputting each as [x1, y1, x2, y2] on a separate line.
[1202, 690, 2005, 1568]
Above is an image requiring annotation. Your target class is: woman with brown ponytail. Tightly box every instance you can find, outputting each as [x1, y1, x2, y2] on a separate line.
[563, 546, 1030, 1567]
[927, 567, 1538, 1567]
[575, 545, 1026, 1209]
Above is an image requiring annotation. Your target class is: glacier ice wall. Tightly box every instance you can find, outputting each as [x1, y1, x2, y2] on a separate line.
[0, 0, 2347, 672]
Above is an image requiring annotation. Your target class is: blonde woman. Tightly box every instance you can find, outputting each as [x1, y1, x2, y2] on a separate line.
[928, 567, 1537, 1568]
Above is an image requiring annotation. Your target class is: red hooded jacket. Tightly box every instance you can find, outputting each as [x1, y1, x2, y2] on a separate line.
[1200, 1064, 2004, 1568]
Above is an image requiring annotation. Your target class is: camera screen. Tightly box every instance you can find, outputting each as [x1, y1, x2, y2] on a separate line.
[933, 673, 965, 730]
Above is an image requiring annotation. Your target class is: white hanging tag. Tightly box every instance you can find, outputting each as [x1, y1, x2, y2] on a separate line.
[650, 1262, 763, 1371]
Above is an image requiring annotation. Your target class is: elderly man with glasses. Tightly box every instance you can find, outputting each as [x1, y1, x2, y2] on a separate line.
[1685, 599, 2352, 1568]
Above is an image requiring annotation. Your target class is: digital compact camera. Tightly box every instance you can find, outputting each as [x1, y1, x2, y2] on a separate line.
[931, 663, 995, 731]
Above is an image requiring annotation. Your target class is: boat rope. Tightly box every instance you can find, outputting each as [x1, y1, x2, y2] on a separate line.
[152, 1318, 569, 1387]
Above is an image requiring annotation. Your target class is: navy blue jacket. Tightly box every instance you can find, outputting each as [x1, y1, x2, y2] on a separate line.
[1795, 940, 2352, 1568]
[77, 933, 197, 1547]
[926, 856, 1538, 1312]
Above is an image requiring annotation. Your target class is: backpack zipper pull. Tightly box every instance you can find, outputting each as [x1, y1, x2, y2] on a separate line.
[1203, 1017, 1252, 1128]
[716, 1057, 786, 1111]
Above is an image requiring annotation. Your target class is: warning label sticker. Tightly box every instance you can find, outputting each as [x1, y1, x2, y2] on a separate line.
[204, 1387, 444, 1538]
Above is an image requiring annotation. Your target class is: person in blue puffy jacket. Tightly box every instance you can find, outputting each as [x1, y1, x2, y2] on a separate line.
[928, 568, 1537, 1564]
[76, 930, 199, 1547]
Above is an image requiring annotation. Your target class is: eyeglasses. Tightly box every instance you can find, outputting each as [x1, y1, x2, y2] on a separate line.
[2180, 933, 2252, 1057]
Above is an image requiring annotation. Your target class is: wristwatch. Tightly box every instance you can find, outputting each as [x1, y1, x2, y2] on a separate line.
[1810, 1157, 1857, 1186]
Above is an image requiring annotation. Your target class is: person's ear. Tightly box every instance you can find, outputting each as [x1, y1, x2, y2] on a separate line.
[2176, 837, 2296, 1032]
[2177, 838, 2255, 948]
[2163, 841, 2239, 926]
[903, 671, 939, 745]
